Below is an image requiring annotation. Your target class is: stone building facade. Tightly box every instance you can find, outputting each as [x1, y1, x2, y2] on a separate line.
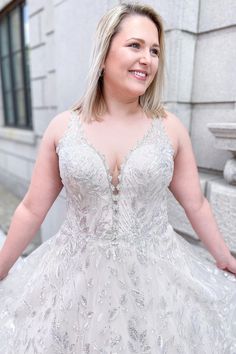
[0, 0, 235, 255]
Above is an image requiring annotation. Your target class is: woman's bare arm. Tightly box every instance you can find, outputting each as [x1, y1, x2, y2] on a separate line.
[167, 112, 236, 274]
[0, 112, 66, 279]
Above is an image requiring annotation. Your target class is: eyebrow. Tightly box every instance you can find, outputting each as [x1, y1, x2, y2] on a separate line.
[126, 37, 160, 48]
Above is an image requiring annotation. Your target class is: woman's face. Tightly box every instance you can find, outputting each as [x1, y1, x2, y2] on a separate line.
[103, 15, 160, 100]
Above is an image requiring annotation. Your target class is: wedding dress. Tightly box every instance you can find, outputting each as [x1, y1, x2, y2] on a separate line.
[0, 110, 236, 354]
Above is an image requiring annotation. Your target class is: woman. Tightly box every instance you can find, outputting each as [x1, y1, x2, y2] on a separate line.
[0, 2, 236, 353]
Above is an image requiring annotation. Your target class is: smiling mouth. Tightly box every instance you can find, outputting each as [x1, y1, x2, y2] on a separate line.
[129, 70, 148, 80]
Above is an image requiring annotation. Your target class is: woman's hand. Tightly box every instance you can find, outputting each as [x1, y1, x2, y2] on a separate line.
[216, 254, 236, 276]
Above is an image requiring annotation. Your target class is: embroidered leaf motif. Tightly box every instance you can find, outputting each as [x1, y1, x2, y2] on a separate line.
[128, 324, 139, 341]
[80, 295, 87, 307]
[108, 307, 119, 321]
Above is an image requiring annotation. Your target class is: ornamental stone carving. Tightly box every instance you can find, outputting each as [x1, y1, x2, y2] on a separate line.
[208, 123, 236, 185]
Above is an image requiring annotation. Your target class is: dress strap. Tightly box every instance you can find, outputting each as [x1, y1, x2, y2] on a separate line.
[56, 110, 80, 154]
[155, 116, 175, 158]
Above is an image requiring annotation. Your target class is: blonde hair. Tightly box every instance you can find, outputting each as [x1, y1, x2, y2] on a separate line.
[70, 2, 167, 122]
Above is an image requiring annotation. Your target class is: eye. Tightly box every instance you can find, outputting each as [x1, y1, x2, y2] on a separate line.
[128, 42, 140, 49]
[151, 48, 160, 57]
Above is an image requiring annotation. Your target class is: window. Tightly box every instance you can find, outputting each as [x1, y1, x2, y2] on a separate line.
[0, 1, 32, 129]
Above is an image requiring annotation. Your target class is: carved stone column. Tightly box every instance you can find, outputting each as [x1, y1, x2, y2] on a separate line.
[207, 123, 236, 254]
[208, 123, 236, 185]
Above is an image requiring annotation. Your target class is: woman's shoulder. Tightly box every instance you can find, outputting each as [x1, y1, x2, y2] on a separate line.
[48, 110, 75, 147]
[50, 109, 73, 127]
[162, 110, 186, 130]
[160, 110, 187, 158]
[163, 111, 189, 140]
[162, 110, 194, 158]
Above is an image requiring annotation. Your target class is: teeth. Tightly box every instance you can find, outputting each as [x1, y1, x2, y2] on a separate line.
[131, 71, 146, 78]
[135, 71, 145, 77]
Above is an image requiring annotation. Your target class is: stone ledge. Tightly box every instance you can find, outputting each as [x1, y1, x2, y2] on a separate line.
[208, 122, 236, 185]
[208, 123, 236, 151]
[0, 127, 36, 145]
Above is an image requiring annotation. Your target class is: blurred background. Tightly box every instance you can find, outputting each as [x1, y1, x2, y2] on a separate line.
[0, 0, 235, 258]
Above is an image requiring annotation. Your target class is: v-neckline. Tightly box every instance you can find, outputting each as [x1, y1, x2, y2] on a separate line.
[72, 110, 156, 193]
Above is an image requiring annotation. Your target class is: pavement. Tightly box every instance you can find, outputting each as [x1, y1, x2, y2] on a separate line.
[0, 183, 20, 250]
[0, 184, 21, 235]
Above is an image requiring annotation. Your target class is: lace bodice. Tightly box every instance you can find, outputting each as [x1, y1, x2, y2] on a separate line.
[56, 110, 174, 253]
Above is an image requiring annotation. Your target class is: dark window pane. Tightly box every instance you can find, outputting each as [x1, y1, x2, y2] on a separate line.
[5, 91, 14, 125]
[0, 17, 9, 57]
[12, 51, 24, 89]
[0, 2, 32, 129]
[9, 7, 21, 52]
[2, 57, 12, 91]
[26, 86, 32, 121]
[16, 89, 26, 126]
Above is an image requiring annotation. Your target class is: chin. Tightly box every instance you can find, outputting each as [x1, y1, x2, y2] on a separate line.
[124, 85, 147, 98]
[129, 89, 147, 98]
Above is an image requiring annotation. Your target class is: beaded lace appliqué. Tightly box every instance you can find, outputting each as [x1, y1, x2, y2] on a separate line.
[0, 110, 236, 354]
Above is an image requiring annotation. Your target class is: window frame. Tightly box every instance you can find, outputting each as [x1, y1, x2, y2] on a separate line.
[0, 0, 32, 130]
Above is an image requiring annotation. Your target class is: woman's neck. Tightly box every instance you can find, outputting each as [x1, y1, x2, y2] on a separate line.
[102, 94, 142, 123]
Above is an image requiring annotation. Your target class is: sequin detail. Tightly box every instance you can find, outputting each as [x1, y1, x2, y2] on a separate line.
[0, 110, 236, 353]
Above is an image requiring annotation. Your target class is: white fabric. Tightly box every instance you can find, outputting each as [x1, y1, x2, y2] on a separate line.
[0, 110, 236, 353]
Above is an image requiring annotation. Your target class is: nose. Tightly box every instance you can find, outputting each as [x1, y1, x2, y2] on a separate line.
[139, 49, 151, 65]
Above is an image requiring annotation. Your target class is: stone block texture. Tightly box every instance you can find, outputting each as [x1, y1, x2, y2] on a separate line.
[147, 0, 199, 32]
[192, 27, 236, 103]
[207, 179, 236, 253]
[199, 0, 236, 32]
[165, 31, 196, 103]
[191, 105, 236, 171]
